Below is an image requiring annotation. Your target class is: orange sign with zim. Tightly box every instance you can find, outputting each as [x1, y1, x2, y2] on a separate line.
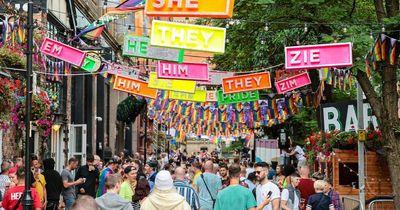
[222, 72, 271, 94]
[113, 75, 158, 99]
[145, 0, 235, 18]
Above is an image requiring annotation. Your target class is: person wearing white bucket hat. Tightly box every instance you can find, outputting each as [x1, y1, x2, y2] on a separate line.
[141, 170, 191, 210]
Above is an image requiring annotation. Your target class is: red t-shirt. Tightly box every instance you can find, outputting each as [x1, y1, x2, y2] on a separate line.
[2, 186, 42, 210]
[298, 178, 316, 202]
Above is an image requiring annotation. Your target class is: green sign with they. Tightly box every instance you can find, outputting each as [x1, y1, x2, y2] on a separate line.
[217, 90, 259, 105]
[123, 35, 185, 63]
[81, 56, 98, 72]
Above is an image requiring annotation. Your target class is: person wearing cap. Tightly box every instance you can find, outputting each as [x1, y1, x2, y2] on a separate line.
[141, 170, 191, 210]
[96, 158, 119, 197]
[119, 166, 138, 201]
[144, 160, 158, 192]
[2, 166, 42, 210]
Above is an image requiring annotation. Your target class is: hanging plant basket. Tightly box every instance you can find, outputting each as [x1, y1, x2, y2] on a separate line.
[117, 95, 146, 124]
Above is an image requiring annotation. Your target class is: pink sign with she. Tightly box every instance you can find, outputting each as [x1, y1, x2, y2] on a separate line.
[285, 42, 352, 70]
[157, 61, 209, 81]
[275, 72, 311, 94]
[40, 37, 87, 67]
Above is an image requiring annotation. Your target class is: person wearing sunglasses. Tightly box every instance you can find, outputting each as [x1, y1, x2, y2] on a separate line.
[255, 162, 281, 210]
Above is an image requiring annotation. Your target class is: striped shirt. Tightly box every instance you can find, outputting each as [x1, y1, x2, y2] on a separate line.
[174, 180, 200, 210]
[0, 174, 10, 196]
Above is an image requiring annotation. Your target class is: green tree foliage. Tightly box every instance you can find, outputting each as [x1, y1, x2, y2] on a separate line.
[209, 0, 376, 72]
[284, 107, 319, 145]
[209, 0, 400, 207]
[117, 95, 146, 124]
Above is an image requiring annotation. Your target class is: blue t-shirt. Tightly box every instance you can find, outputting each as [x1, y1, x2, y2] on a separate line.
[215, 185, 257, 210]
[194, 172, 222, 210]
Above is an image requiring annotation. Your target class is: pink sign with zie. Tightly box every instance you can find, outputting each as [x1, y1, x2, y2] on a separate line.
[275, 72, 311, 94]
[285, 42, 352, 70]
[40, 37, 87, 67]
[157, 61, 209, 81]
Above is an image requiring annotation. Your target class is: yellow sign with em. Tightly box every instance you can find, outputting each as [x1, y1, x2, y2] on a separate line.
[148, 72, 196, 93]
[150, 20, 226, 53]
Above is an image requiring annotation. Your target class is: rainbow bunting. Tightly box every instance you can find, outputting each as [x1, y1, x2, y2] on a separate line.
[381, 34, 388, 61]
[390, 38, 397, 65]
[374, 38, 382, 62]
[365, 55, 371, 77]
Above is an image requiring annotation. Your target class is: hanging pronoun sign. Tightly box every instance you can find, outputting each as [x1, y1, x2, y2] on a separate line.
[285, 42, 352, 70]
[157, 61, 209, 81]
[145, 0, 235, 18]
[150, 20, 226, 54]
[222, 72, 271, 94]
[40, 37, 86, 67]
[275, 72, 311, 94]
[113, 75, 158, 98]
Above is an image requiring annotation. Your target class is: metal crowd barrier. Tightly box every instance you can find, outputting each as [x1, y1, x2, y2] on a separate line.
[342, 196, 394, 210]
[368, 199, 394, 210]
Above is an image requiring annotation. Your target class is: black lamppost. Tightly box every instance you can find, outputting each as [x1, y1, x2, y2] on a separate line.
[143, 102, 148, 167]
[23, 2, 34, 209]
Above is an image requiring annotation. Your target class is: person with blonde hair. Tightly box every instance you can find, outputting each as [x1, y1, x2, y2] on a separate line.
[306, 180, 334, 210]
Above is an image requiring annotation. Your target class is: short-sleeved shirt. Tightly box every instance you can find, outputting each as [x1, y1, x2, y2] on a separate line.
[281, 188, 300, 210]
[192, 172, 202, 188]
[174, 180, 200, 210]
[255, 181, 280, 210]
[215, 185, 257, 210]
[2, 186, 42, 210]
[307, 193, 333, 210]
[61, 169, 75, 199]
[298, 179, 315, 203]
[194, 172, 222, 210]
[119, 181, 135, 202]
[34, 174, 46, 203]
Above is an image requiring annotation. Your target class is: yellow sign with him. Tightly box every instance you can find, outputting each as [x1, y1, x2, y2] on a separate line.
[150, 20, 226, 53]
[358, 130, 366, 142]
[148, 72, 196, 93]
[169, 89, 207, 102]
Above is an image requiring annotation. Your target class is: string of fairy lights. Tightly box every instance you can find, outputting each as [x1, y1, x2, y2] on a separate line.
[4, 4, 395, 38]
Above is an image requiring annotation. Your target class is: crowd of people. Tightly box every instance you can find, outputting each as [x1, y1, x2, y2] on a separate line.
[0, 149, 343, 210]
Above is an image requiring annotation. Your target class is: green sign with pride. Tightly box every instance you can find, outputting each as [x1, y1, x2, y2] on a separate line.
[123, 35, 185, 63]
[217, 90, 259, 105]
